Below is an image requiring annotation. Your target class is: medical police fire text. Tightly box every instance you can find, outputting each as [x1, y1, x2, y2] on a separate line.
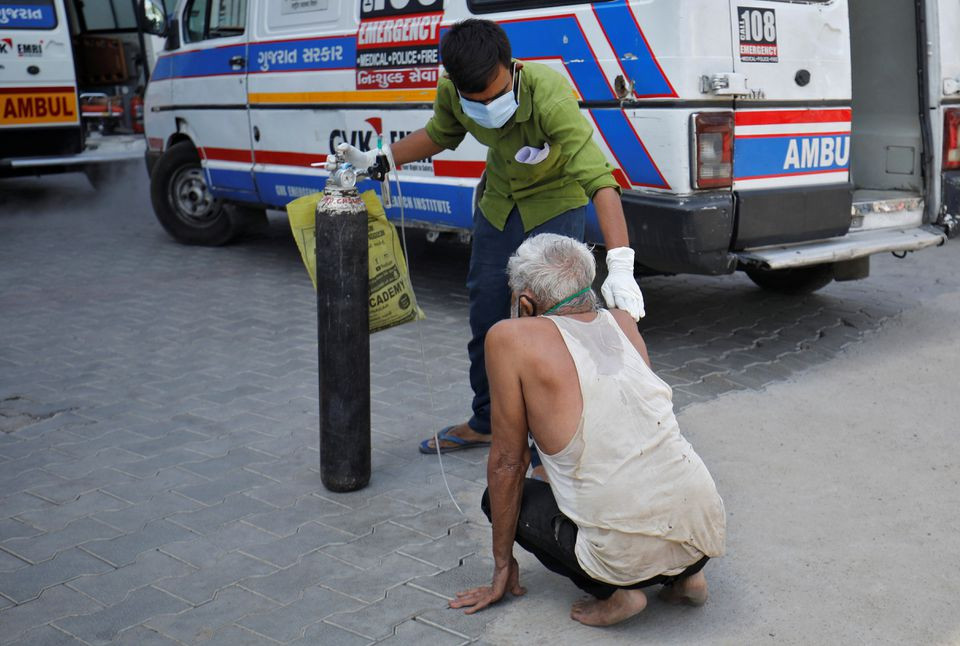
[316, 167, 371, 492]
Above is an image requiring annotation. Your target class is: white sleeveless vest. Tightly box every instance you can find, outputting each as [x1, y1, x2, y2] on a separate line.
[537, 310, 726, 585]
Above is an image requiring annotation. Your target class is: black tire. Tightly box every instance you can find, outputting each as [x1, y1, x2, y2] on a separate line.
[149, 141, 240, 245]
[745, 263, 835, 295]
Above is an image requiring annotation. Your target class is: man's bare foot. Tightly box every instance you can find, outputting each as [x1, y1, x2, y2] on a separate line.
[658, 571, 708, 606]
[422, 422, 491, 451]
[530, 465, 549, 482]
[570, 589, 647, 626]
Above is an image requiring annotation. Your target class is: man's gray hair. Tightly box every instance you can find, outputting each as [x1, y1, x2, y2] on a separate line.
[507, 234, 597, 308]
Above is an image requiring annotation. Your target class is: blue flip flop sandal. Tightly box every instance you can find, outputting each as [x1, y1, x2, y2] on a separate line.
[419, 426, 491, 454]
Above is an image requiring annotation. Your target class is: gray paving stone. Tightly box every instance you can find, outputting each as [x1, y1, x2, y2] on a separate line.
[154, 552, 277, 605]
[238, 585, 364, 641]
[112, 447, 210, 478]
[26, 469, 139, 505]
[321, 522, 432, 570]
[391, 505, 468, 539]
[80, 518, 197, 567]
[0, 584, 104, 642]
[0, 517, 44, 541]
[241, 521, 356, 568]
[289, 621, 371, 646]
[413, 568, 520, 639]
[112, 625, 184, 646]
[321, 553, 441, 603]
[178, 447, 275, 479]
[0, 468, 69, 498]
[0, 549, 29, 572]
[397, 523, 485, 570]
[41, 448, 144, 480]
[377, 618, 468, 645]
[146, 585, 279, 643]
[168, 494, 274, 533]
[92, 492, 205, 533]
[316, 495, 422, 536]
[0, 492, 55, 519]
[326, 584, 447, 640]
[53, 430, 153, 460]
[2, 517, 121, 563]
[158, 520, 278, 568]
[68, 549, 196, 605]
[0, 547, 114, 603]
[6, 623, 88, 646]
[243, 479, 326, 508]
[199, 624, 287, 646]
[15, 490, 130, 532]
[239, 550, 360, 604]
[54, 585, 190, 646]
[174, 468, 273, 505]
[244, 494, 351, 536]
[122, 430, 212, 458]
[100, 467, 210, 504]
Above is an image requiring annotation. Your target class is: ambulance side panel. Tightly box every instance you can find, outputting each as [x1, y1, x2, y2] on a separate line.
[149, 0, 254, 201]
[0, 0, 82, 161]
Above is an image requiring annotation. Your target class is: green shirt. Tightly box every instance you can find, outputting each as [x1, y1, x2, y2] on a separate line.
[424, 62, 621, 232]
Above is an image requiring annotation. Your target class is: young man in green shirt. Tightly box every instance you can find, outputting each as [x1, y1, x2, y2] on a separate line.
[337, 19, 644, 455]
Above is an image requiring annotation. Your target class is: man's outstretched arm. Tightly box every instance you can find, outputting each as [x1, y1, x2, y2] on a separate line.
[450, 322, 529, 614]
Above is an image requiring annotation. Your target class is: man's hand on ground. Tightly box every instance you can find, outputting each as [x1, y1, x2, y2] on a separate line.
[601, 247, 645, 320]
[449, 558, 526, 614]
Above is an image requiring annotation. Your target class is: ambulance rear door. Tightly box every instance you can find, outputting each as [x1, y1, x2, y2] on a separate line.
[937, 0, 960, 227]
[0, 0, 81, 159]
[726, 0, 853, 249]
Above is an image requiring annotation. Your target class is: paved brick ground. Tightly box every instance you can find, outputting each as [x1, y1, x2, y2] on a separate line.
[0, 170, 953, 644]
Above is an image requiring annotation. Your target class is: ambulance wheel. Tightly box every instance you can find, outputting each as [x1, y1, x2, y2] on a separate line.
[745, 264, 835, 295]
[150, 141, 240, 245]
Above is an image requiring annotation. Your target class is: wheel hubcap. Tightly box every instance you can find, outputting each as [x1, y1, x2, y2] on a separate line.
[170, 167, 218, 225]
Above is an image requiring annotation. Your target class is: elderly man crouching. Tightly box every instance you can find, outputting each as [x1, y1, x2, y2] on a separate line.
[449, 234, 726, 626]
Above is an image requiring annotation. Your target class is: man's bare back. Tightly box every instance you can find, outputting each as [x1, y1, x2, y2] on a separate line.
[488, 308, 651, 457]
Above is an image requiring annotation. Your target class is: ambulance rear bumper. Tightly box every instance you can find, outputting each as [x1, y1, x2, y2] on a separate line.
[734, 225, 946, 271]
[0, 134, 145, 172]
[621, 190, 737, 276]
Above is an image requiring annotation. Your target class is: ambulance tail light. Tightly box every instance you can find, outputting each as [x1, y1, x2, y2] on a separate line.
[944, 108, 960, 170]
[692, 112, 734, 189]
[131, 95, 144, 134]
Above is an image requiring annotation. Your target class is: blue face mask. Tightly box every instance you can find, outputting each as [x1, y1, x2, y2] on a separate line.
[458, 64, 521, 130]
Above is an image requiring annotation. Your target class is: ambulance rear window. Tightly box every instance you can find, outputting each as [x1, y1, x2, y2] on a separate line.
[0, 0, 57, 30]
[77, 0, 138, 32]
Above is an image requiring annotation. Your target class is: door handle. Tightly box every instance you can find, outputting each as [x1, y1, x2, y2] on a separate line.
[229, 55, 245, 70]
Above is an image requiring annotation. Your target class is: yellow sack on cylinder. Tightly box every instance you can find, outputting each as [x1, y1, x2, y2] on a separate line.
[286, 189, 425, 334]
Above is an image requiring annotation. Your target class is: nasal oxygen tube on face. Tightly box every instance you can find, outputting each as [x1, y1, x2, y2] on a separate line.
[377, 137, 466, 517]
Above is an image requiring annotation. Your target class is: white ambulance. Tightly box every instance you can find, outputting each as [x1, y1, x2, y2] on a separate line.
[141, 0, 954, 294]
[0, 0, 164, 186]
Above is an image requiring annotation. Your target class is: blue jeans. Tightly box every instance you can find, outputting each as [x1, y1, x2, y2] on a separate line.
[466, 204, 586, 435]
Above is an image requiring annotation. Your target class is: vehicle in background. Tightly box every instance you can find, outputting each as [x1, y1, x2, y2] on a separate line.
[0, 0, 165, 187]
[141, 0, 953, 293]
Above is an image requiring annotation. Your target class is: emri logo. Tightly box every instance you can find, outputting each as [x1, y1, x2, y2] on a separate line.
[0, 38, 12, 54]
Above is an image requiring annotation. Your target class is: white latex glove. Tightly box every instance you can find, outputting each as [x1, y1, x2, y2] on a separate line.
[336, 142, 393, 173]
[601, 246, 645, 320]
